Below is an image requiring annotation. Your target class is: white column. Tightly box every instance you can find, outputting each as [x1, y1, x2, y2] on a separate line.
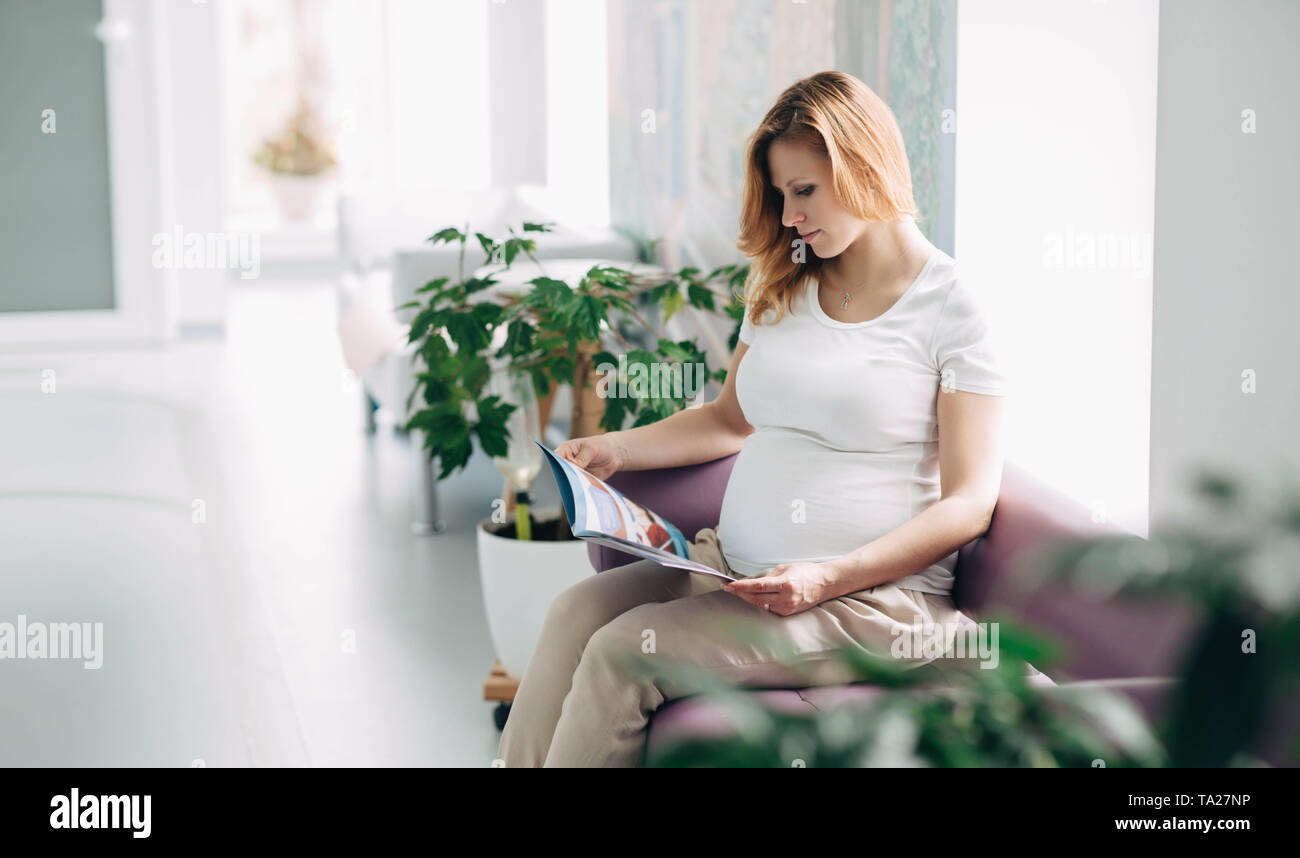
[488, 0, 548, 189]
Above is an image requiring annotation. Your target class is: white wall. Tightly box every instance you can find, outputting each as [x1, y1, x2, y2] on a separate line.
[391, 0, 492, 192]
[1149, 0, 1300, 528]
[489, 0, 546, 189]
[954, 0, 1160, 537]
[545, 0, 609, 230]
[167, 0, 227, 333]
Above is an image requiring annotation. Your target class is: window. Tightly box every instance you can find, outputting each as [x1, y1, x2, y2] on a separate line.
[955, 0, 1159, 537]
[218, 0, 493, 232]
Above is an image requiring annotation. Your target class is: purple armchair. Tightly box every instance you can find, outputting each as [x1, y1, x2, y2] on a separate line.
[589, 455, 1300, 766]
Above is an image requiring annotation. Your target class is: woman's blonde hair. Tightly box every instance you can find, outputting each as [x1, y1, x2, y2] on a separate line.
[735, 71, 919, 328]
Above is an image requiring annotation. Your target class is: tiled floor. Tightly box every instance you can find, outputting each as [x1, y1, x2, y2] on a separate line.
[0, 280, 555, 766]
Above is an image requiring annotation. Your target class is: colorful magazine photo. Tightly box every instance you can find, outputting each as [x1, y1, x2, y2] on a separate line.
[535, 441, 737, 581]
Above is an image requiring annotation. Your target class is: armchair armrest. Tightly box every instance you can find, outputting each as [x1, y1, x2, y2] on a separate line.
[953, 460, 1126, 611]
[586, 454, 739, 572]
[956, 460, 1198, 681]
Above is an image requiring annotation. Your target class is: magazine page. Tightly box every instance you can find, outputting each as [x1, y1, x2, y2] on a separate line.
[581, 534, 737, 582]
[535, 442, 735, 580]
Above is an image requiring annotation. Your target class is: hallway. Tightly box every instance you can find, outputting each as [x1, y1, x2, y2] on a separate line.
[0, 280, 516, 766]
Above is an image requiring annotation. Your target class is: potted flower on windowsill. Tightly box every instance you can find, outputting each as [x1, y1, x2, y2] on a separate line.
[251, 94, 338, 222]
[398, 220, 748, 722]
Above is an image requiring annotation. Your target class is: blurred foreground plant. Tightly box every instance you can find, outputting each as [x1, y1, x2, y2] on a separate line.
[1033, 464, 1300, 767]
[634, 463, 1300, 767]
[630, 617, 1164, 768]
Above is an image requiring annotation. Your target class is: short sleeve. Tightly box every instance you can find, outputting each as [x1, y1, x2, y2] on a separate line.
[738, 309, 756, 345]
[930, 279, 1009, 396]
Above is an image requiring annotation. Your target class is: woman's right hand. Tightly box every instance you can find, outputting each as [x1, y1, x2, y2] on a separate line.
[555, 434, 627, 480]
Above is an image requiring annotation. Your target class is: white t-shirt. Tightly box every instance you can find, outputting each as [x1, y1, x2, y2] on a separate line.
[716, 249, 1009, 594]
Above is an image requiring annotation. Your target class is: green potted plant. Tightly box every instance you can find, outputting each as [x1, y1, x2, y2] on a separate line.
[251, 94, 338, 221]
[398, 220, 748, 707]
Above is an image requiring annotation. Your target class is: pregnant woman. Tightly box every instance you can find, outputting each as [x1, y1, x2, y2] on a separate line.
[497, 70, 1008, 767]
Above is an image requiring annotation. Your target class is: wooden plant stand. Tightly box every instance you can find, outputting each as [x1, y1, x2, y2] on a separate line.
[484, 661, 520, 730]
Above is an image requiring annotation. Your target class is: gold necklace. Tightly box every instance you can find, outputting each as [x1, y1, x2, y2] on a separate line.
[830, 246, 913, 311]
[831, 269, 866, 309]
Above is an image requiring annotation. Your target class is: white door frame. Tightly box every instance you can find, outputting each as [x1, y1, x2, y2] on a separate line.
[0, 0, 175, 349]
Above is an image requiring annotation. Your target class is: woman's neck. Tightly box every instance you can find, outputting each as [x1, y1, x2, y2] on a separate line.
[821, 219, 934, 295]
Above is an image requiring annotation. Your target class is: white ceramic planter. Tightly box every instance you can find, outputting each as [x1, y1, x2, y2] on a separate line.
[266, 171, 332, 221]
[477, 507, 594, 679]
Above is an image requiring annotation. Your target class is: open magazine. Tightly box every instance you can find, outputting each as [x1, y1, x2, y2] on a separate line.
[535, 441, 737, 581]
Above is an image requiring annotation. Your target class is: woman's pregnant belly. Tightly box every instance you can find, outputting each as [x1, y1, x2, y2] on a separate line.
[716, 429, 923, 578]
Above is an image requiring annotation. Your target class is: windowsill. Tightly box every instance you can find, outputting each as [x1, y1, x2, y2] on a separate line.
[224, 210, 339, 264]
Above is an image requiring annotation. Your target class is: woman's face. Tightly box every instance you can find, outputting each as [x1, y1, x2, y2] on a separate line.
[766, 138, 862, 259]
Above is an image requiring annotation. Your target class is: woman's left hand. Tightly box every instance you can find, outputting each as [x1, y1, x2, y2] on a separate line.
[722, 562, 837, 616]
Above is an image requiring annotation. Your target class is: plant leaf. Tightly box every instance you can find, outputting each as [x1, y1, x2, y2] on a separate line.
[426, 226, 464, 246]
